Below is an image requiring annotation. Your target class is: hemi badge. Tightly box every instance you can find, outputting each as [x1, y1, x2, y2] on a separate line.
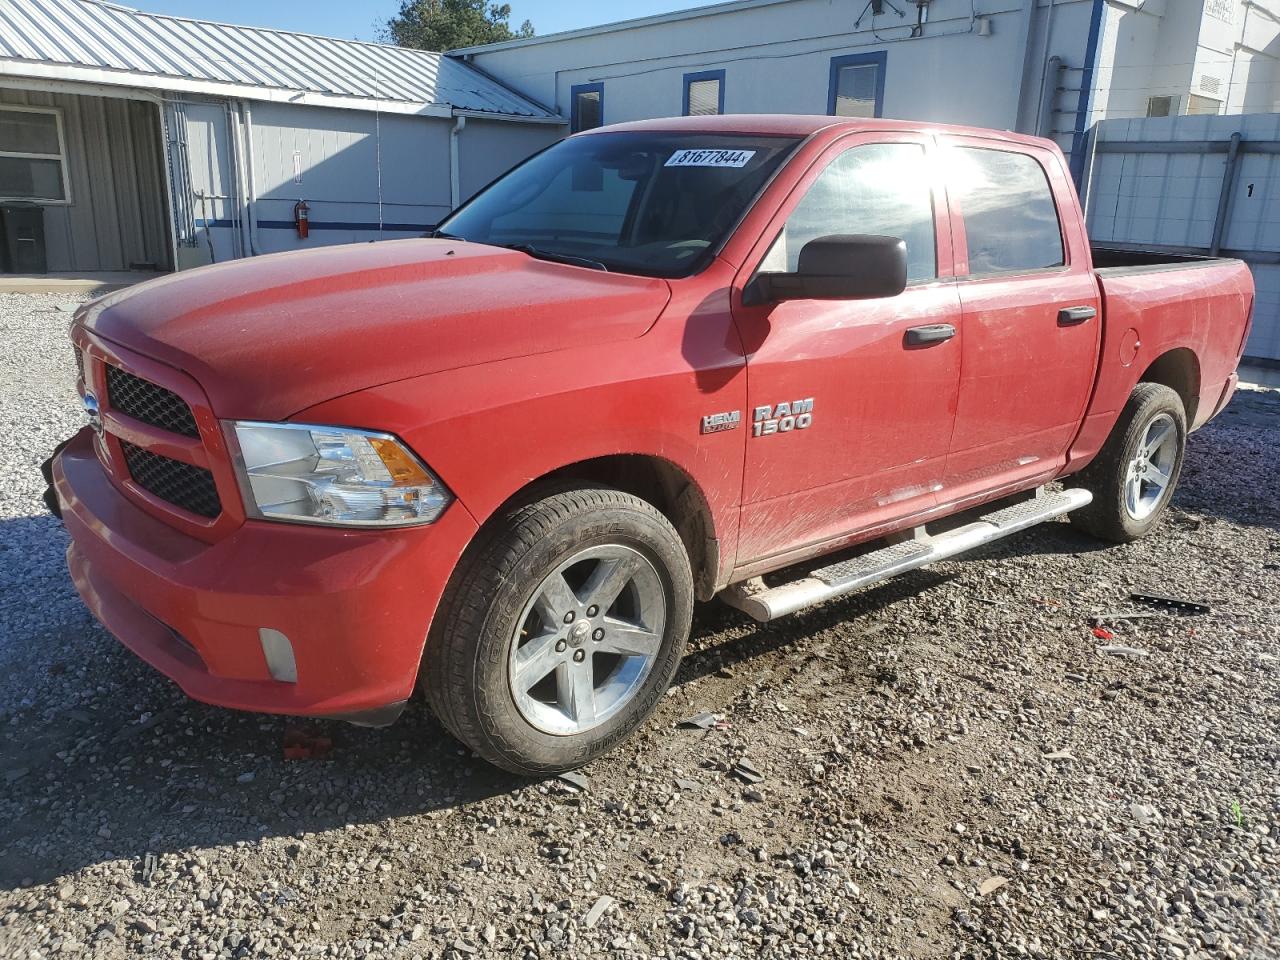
[701, 410, 741, 434]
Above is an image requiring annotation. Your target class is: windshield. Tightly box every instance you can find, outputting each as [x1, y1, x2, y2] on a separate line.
[437, 132, 801, 278]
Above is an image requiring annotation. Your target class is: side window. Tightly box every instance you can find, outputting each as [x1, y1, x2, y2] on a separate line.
[761, 143, 936, 283]
[949, 147, 1064, 275]
[571, 83, 604, 133]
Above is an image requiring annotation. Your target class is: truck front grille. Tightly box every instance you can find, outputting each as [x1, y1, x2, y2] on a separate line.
[120, 441, 222, 519]
[106, 365, 199, 438]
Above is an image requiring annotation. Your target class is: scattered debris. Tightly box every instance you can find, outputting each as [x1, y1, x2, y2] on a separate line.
[1042, 750, 1075, 762]
[674, 777, 701, 792]
[1096, 644, 1149, 658]
[556, 771, 589, 792]
[1091, 626, 1115, 640]
[1130, 591, 1211, 615]
[583, 895, 616, 928]
[979, 877, 1009, 896]
[282, 727, 333, 761]
[1089, 611, 1163, 625]
[1130, 802, 1162, 826]
[677, 711, 726, 730]
[139, 852, 158, 885]
[731, 758, 764, 784]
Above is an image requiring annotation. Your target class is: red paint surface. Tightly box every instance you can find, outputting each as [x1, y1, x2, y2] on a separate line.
[53, 116, 1253, 719]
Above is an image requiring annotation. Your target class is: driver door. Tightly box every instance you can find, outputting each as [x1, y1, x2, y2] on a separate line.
[730, 133, 963, 567]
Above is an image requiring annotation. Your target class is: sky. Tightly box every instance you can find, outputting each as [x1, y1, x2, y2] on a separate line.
[123, 1, 720, 43]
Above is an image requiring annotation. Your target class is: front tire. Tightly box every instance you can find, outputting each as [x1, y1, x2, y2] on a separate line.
[1069, 382, 1187, 543]
[423, 487, 693, 776]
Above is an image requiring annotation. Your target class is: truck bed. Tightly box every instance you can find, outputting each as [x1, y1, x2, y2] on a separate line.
[1091, 244, 1240, 275]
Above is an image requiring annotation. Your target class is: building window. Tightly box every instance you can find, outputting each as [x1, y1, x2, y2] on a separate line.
[570, 83, 604, 133]
[827, 52, 887, 118]
[947, 147, 1064, 276]
[0, 106, 69, 203]
[1186, 94, 1221, 116]
[683, 70, 725, 116]
[1146, 96, 1178, 118]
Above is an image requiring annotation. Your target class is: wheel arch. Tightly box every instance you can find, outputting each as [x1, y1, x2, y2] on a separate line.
[1138, 347, 1200, 427]
[482, 454, 723, 602]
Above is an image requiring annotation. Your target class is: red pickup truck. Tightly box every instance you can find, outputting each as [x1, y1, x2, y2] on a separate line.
[47, 116, 1253, 774]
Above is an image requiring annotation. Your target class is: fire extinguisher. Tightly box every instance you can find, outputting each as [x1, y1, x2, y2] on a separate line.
[293, 199, 310, 240]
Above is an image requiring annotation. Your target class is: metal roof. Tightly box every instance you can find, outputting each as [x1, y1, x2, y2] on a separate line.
[451, 0, 789, 55]
[0, 0, 559, 119]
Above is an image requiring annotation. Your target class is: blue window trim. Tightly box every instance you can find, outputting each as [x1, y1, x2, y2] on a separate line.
[682, 69, 726, 116]
[570, 81, 605, 133]
[827, 51, 887, 118]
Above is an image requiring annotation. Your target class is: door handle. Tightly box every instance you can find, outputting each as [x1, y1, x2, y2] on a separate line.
[1058, 305, 1097, 326]
[904, 323, 956, 347]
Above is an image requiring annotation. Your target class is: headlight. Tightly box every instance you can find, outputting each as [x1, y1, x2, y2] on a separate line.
[228, 421, 452, 526]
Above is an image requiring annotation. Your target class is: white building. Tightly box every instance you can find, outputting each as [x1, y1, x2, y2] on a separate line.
[454, 0, 1280, 184]
[0, 0, 561, 275]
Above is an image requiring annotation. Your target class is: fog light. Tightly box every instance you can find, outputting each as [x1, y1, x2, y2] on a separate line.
[259, 628, 298, 683]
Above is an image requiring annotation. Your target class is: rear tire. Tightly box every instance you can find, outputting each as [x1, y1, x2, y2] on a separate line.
[1069, 382, 1187, 543]
[423, 486, 693, 776]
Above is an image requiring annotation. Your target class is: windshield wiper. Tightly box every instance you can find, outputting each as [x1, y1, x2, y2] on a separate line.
[496, 242, 608, 272]
[429, 228, 465, 240]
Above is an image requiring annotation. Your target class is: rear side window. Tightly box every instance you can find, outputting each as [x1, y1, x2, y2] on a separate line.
[949, 147, 1064, 275]
[761, 142, 937, 283]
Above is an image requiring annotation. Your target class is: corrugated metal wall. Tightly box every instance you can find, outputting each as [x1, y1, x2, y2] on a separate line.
[0, 86, 170, 272]
[1085, 114, 1280, 362]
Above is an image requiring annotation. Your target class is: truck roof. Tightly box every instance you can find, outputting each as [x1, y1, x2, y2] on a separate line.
[582, 113, 1052, 149]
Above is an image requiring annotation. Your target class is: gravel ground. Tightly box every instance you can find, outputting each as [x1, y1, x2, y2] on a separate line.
[1, 291, 1277, 960]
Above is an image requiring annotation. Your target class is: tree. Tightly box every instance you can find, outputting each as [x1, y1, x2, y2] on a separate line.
[381, 0, 534, 52]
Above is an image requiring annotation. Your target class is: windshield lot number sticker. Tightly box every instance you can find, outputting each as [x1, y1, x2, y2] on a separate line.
[753, 399, 814, 437]
[666, 149, 756, 168]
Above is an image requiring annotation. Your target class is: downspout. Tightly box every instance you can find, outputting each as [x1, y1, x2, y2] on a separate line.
[154, 100, 181, 272]
[1014, 0, 1040, 132]
[449, 114, 467, 211]
[1069, 0, 1106, 187]
[223, 101, 247, 259]
[240, 100, 263, 256]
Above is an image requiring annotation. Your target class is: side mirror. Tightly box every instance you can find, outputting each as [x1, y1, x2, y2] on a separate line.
[746, 234, 908, 305]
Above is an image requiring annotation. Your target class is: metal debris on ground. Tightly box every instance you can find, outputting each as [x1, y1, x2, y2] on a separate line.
[731, 758, 764, 784]
[1097, 644, 1149, 658]
[140, 852, 158, 885]
[556, 771, 589, 792]
[1089, 611, 1164, 625]
[674, 777, 700, 792]
[1091, 626, 1115, 640]
[677, 711, 726, 730]
[583, 895, 616, 928]
[1130, 591, 1211, 614]
[1042, 750, 1075, 762]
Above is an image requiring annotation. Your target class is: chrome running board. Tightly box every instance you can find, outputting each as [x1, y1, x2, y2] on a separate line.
[721, 487, 1093, 622]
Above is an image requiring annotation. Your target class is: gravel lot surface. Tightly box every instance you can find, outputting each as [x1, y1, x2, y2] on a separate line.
[1, 291, 1278, 960]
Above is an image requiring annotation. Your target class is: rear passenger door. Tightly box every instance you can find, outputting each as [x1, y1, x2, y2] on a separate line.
[939, 139, 1102, 503]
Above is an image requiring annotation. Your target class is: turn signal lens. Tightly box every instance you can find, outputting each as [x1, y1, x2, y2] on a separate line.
[228, 421, 452, 527]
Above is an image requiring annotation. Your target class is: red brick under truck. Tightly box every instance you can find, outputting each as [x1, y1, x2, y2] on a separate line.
[44, 116, 1253, 775]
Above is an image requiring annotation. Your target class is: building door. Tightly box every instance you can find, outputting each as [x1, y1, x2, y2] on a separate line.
[731, 133, 961, 566]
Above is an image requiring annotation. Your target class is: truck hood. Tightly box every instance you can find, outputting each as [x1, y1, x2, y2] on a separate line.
[79, 239, 671, 420]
